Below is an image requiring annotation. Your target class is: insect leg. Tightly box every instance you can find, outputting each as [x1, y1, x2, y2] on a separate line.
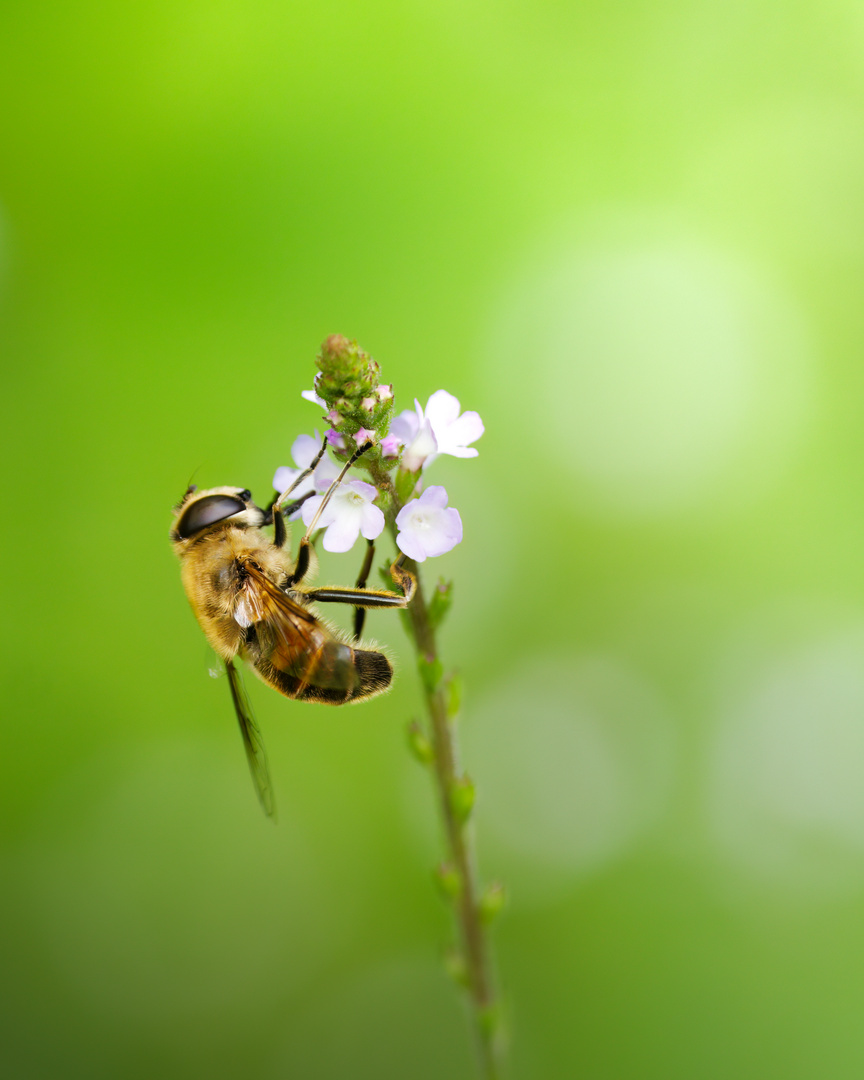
[301, 440, 373, 537]
[352, 538, 376, 639]
[285, 535, 312, 587]
[302, 555, 416, 610]
[225, 658, 276, 820]
[272, 434, 329, 515]
[266, 490, 316, 549]
[285, 439, 373, 587]
[273, 501, 287, 549]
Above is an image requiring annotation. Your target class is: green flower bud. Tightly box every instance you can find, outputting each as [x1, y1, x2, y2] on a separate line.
[312, 335, 397, 475]
[407, 720, 435, 765]
[434, 861, 462, 899]
[417, 653, 443, 694]
[427, 578, 454, 630]
[442, 947, 469, 988]
[450, 775, 475, 825]
[478, 881, 506, 924]
[445, 673, 463, 719]
[478, 1003, 504, 1040]
[316, 335, 381, 404]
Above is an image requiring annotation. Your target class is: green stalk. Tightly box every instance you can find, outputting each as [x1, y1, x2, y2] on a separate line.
[371, 465, 503, 1079]
[311, 335, 502, 1075]
[409, 563, 501, 1077]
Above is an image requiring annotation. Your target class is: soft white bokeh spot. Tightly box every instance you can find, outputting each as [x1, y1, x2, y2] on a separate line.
[462, 654, 676, 903]
[708, 620, 864, 901]
[486, 213, 813, 516]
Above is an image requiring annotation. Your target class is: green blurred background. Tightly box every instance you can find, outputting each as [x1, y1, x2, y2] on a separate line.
[3, 1, 864, 1076]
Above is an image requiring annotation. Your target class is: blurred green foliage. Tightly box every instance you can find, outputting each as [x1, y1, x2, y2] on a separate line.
[4, 1, 864, 1077]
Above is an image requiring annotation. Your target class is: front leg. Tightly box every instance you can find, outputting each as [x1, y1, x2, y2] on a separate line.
[266, 491, 316, 550]
[285, 536, 313, 587]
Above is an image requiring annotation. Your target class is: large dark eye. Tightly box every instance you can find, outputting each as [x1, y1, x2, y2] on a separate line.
[238, 489, 251, 502]
[176, 495, 246, 538]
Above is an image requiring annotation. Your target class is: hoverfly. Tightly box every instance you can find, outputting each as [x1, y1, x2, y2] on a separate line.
[170, 439, 415, 817]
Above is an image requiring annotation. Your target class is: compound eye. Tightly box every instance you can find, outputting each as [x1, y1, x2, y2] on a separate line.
[176, 494, 246, 539]
[238, 489, 251, 502]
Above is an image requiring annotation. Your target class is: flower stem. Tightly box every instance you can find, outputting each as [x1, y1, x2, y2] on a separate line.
[406, 565, 502, 1078]
[369, 463, 503, 1077]
[312, 337, 499, 1069]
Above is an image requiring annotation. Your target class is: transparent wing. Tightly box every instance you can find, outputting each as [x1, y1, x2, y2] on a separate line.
[241, 560, 363, 698]
[241, 560, 318, 640]
[224, 656, 276, 820]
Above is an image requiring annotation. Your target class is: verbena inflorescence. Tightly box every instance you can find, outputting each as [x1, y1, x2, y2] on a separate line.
[275, 335, 502, 1078]
[272, 334, 484, 559]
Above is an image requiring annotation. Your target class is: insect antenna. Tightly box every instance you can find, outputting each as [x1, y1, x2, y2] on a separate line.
[173, 465, 204, 511]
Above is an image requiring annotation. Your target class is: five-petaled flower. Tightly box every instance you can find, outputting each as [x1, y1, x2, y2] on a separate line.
[389, 390, 484, 472]
[395, 486, 463, 562]
[300, 480, 385, 553]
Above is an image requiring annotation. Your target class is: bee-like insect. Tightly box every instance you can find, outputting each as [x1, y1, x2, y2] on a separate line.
[170, 441, 415, 817]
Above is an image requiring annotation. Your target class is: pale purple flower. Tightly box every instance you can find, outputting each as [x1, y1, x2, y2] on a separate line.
[376, 384, 393, 403]
[326, 428, 346, 450]
[326, 408, 342, 425]
[390, 401, 437, 471]
[361, 396, 376, 411]
[354, 427, 376, 445]
[389, 390, 483, 472]
[273, 433, 339, 518]
[301, 480, 385, 553]
[423, 390, 484, 462]
[388, 406, 421, 447]
[401, 417, 437, 472]
[301, 388, 326, 409]
[395, 486, 463, 562]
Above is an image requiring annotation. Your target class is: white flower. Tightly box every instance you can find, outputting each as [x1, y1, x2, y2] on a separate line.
[301, 480, 385, 553]
[423, 390, 484, 460]
[273, 433, 339, 519]
[389, 390, 483, 471]
[395, 486, 463, 562]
